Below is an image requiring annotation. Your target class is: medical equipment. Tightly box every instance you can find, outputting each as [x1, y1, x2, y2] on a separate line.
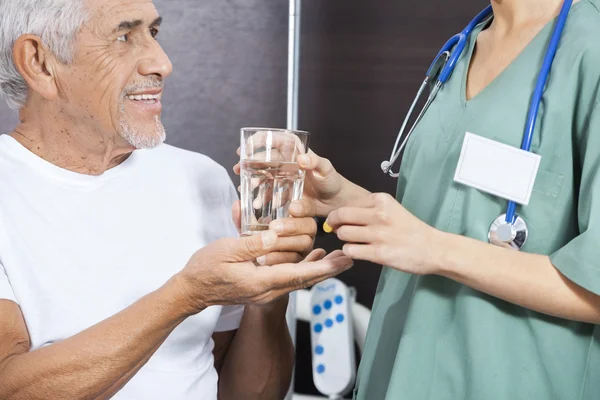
[308, 278, 356, 398]
[290, 287, 370, 400]
[380, 0, 573, 250]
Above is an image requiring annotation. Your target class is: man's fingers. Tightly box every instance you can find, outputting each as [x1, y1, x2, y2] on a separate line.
[326, 207, 377, 230]
[288, 198, 317, 219]
[270, 216, 317, 238]
[323, 250, 345, 260]
[304, 248, 327, 262]
[269, 234, 315, 255]
[257, 248, 326, 267]
[250, 251, 352, 304]
[260, 255, 353, 291]
[257, 252, 304, 266]
[231, 231, 279, 261]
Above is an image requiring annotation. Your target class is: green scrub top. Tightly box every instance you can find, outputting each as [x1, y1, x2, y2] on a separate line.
[354, 2, 600, 399]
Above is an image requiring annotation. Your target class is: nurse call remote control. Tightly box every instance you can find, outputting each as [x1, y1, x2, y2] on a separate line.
[309, 278, 356, 397]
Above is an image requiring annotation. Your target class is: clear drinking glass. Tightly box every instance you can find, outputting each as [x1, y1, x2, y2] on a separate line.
[239, 127, 310, 236]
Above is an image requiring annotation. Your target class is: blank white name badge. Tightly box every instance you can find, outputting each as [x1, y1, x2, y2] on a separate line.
[454, 132, 541, 205]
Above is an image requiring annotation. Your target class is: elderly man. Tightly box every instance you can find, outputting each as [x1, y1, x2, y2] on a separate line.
[0, 1, 352, 399]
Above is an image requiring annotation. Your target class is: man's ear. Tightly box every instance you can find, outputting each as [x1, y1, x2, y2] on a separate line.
[12, 35, 59, 102]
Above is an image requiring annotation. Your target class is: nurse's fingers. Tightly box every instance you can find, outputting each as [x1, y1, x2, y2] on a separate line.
[232, 201, 262, 232]
[231, 201, 242, 231]
[297, 150, 335, 177]
[342, 243, 378, 263]
[336, 225, 375, 244]
[233, 148, 241, 175]
[326, 207, 378, 230]
[245, 130, 306, 153]
[344, 192, 396, 209]
[241, 131, 306, 164]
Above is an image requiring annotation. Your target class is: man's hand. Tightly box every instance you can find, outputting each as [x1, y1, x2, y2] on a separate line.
[173, 230, 353, 315]
[232, 198, 318, 265]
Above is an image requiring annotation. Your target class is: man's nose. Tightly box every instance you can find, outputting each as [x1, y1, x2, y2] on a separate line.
[138, 41, 173, 79]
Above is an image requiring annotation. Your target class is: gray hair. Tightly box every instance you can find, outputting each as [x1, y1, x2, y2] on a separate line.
[0, 0, 88, 109]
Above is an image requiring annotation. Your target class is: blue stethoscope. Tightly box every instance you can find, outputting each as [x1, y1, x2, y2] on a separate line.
[381, 0, 573, 250]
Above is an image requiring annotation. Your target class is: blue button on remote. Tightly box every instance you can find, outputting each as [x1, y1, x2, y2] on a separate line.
[314, 323, 323, 333]
[335, 295, 343, 304]
[315, 345, 324, 355]
[336, 313, 345, 323]
[313, 305, 322, 315]
[317, 364, 325, 374]
[324, 300, 332, 310]
[325, 318, 333, 328]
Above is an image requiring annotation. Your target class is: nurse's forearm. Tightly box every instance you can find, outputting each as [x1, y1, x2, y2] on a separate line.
[437, 233, 600, 324]
[218, 298, 294, 400]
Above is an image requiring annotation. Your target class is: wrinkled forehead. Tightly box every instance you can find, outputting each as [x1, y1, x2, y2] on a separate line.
[85, 0, 160, 34]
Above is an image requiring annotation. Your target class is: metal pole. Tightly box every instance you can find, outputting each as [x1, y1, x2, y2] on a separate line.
[287, 0, 301, 131]
[285, 0, 301, 398]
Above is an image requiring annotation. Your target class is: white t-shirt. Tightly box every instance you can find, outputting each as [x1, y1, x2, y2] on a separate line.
[0, 134, 244, 400]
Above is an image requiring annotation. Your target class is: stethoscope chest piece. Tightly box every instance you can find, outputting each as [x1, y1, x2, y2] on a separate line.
[488, 214, 528, 250]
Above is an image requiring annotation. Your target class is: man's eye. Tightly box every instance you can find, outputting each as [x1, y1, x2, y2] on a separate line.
[150, 28, 159, 39]
[117, 34, 129, 43]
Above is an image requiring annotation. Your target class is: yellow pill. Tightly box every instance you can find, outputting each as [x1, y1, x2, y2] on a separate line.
[323, 221, 333, 233]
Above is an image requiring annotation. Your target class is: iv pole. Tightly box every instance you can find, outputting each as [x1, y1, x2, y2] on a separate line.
[285, 0, 301, 398]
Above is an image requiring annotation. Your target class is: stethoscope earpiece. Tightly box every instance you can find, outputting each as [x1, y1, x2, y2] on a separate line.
[380, 161, 391, 173]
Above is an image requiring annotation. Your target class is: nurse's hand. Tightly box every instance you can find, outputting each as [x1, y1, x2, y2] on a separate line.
[325, 193, 442, 275]
[232, 198, 319, 265]
[294, 150, 345, 216]
[296, 150, 372, 217]
[233, 148, 370, 217]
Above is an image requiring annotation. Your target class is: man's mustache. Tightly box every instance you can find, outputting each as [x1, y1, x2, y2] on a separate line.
[122, 79, 164, 96]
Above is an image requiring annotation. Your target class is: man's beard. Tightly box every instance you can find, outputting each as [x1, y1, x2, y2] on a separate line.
[118, 102, 166, 149]
[118, 79, 166, 149]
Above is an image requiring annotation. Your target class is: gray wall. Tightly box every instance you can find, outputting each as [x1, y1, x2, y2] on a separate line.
[0, 0, 289, 173]
[156, 0, 289, 172]
[0, 106, 17, 131]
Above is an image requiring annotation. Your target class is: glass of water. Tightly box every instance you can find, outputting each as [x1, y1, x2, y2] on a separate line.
[239, 127, 310, 236]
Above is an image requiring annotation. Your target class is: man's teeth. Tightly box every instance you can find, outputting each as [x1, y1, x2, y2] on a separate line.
[126, 94, 160, 101]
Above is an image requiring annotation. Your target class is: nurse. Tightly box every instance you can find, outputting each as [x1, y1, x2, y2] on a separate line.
[298, 0, 600, 398]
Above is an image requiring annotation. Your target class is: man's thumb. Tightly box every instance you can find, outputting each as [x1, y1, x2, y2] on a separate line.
[234, 230, 278, 261]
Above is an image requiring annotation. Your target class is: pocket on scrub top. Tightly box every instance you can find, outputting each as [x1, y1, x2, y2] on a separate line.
[521, 168, 565, 249]
[532, 169, 564, 198]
